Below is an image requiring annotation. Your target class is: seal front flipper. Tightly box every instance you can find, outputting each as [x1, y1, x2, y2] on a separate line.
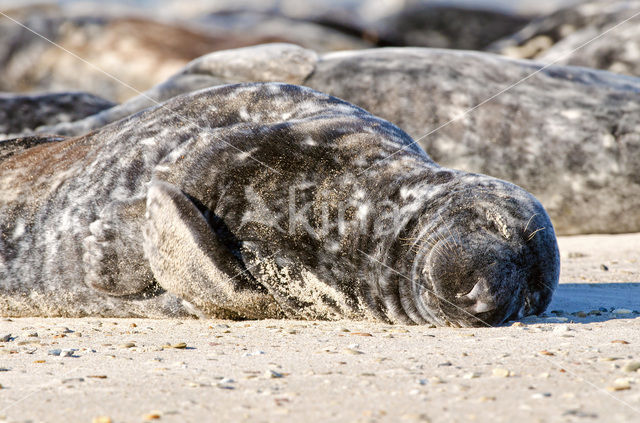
[83, 198, 154, 296]
[143, 181, 280, 319]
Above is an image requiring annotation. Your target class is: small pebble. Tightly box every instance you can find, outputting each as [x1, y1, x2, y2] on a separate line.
[600, 264, 609, 271]
[0, 333, 11, 342]
[622, 362, 640, 373]
[265, 369, 283, 379]
[92, 417, 112, 423]
[531, 392, 552, 399]
[61, 377, 84, 384]
[462, 372, 480, 379]
[171, 342, 187, 349]
[48, 349, 62, 356]
[599, 357, 622, 362]
[607, 379, 631, 391]
[143, 413, 161, 420]
[492, 368, 512, 378]
[61, 349, 77, 357]
[613, 309, 632, 315]
[119, 342, 136, 348]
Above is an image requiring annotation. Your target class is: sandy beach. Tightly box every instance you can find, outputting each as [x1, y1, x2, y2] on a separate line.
[0, 233, 637, 423]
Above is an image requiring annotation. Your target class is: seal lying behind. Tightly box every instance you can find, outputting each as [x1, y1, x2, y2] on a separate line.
[0, 91, 115, 140]
[0, 83, 559, 326]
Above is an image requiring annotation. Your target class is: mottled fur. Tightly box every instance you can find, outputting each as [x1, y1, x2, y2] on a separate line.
[0, 83, 559, 326]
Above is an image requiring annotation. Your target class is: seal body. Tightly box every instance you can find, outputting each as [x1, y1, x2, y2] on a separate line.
[0, 83, 559, 326]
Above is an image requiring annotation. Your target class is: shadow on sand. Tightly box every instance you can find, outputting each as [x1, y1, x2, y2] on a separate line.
[534, 282, 640, 324]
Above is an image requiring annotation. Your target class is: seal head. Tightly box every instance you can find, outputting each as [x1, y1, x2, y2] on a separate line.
[406, 180, 559, 327]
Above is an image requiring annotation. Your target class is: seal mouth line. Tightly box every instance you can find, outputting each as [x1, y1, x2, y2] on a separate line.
[0, 10, 282, 176]
[357, 248, 492, 328]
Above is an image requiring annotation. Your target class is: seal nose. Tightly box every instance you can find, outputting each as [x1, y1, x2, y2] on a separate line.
[423, 235, 525, 326]
[461, 279, 497, 315]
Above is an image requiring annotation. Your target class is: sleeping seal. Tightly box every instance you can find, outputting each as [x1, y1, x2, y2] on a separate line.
[0, 83, 559, 326]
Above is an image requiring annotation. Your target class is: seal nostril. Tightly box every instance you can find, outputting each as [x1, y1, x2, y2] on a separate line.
[462, 279, 486, 301]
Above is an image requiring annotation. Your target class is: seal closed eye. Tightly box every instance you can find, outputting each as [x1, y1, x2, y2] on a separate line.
[0, 82, 559, 325]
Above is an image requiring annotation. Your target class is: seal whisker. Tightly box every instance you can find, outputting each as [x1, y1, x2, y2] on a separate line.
[452, 227, 465, 260]
[527, 227, 545, 242]
[438, 213, 460, 257]
[523, 213, 539, 234]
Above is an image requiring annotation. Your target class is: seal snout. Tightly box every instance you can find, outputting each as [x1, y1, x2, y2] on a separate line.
[419, 232, 527, 327]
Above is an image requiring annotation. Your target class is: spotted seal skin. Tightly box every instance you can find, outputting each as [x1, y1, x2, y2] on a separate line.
[0, 83, 560, 325]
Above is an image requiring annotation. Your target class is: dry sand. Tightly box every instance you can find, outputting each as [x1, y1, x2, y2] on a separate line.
[0, 233, 638, 423]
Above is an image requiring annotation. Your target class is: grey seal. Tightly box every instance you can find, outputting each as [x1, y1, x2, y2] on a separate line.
[41, 43, 640, 235]
[0, 5, 368, 102]
[0, 83, 559, 326]
[488, 0, 640, 77]
[0, 91, 115, 139]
